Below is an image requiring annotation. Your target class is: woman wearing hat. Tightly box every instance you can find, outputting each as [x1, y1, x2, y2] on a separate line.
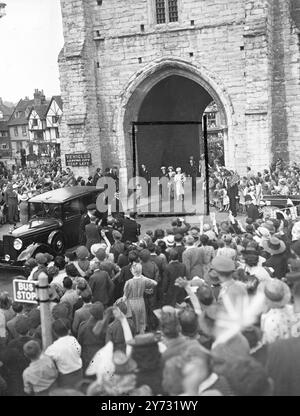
[262, 237, 289, 279]
[174, 167, 186, 201]
[260, 279, 293, 344]
[167, 167, 175, 199]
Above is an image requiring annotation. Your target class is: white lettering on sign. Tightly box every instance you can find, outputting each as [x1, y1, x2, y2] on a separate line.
[13, 279, 38, 304]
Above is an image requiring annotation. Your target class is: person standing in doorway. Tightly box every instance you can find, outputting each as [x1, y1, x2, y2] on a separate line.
[199, 154, 206, 178]
[186, 156, 198, 195]
[174, 168, 186, 201]
[139, 164, 151, 196]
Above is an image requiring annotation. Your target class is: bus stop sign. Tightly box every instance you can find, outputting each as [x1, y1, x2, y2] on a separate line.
[13, 279, 38, 304]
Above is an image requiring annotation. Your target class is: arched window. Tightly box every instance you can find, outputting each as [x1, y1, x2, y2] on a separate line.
[155, 0, 178, 24]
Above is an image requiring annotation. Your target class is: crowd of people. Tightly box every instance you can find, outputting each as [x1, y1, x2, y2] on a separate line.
[1, 156, 300, 396]
[209, 159, 300, 217]
[0, 161, 119, 225]
[0, 197, 300, 396]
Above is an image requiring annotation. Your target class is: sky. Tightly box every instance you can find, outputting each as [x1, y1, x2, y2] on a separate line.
[0, 0, 64, 103]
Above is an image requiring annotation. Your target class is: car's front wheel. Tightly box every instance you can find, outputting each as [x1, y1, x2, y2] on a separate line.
[50, 232, 65, 255]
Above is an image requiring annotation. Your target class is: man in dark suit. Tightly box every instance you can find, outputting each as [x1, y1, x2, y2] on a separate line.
[162, 250, 187, 306]
[89, 262, 114, 307]
[186, 156, 198, 193]
[79, 204, 96, 245]
[121, 212, 141, 243]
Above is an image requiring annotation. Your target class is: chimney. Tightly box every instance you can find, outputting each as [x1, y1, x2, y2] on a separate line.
[0, 97, 3, 105]
[33, 89, 46, 106]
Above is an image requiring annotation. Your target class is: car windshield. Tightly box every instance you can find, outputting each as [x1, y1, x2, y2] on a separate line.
[29, 202, 62, 219]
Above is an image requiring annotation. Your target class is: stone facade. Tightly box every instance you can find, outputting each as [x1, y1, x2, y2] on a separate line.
[58, 0, 300, 184]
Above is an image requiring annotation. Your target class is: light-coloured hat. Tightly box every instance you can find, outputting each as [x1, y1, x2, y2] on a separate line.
[262, 236, 286, 255]
[166, 235, 175, 247]
[19, 193, 29, 201]
[91, 243, 103, 257]
[256, 227, 271, 239]
[263, 279, 291, 308]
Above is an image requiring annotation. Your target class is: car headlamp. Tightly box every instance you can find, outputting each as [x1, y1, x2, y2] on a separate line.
[13, 238, 23, 251]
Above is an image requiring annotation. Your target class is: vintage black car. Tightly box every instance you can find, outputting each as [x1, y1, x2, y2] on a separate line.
[0, 186, 101, 272]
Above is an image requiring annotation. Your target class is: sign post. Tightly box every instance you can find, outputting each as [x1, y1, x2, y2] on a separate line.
[37, 272, 53, 350]
[13, 276, 52, 350]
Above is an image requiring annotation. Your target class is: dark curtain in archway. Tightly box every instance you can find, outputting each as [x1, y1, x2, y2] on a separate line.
[136, 75, 212, 176]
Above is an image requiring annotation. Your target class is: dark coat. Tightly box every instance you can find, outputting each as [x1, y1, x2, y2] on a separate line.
[89, 270, 114, 306]
[264, 252, 289, 279]
[85, 223, 101, 251]
[162, 261, 187, 306]
[113, 264, 133, 300]
[246, 203, 260, 221]
[77, 318, 106, 370]
[122, 218, 141, 243]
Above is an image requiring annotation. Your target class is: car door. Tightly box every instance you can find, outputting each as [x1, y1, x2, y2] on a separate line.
[62, 198, 82, 247]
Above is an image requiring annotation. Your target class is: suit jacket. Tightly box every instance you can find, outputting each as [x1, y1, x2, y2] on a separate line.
[89, 269, 114, 306]
[182, 246, 205, 279]
[72, 303, 93, 336]
[186, 163, 198, 178]
[122, 218, 141, 243]
[162, 261, 187, 306]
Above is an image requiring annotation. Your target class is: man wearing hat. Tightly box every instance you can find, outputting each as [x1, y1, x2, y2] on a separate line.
[263, 237, 288, 279]
[211, 256, 247, 306]
[78, 203, 101, 245]
[28, 253, 48, 281]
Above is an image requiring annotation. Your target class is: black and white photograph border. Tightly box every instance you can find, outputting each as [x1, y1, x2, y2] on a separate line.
[0, 0, 300, 404]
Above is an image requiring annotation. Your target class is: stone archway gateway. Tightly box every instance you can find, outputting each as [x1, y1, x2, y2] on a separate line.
[116, 58, 234, 189]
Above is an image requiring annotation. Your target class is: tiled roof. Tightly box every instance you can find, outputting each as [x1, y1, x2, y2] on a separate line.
[34, 102, 50, 120]
[7, 99, 34, 126]
[52, 95, 63, 110]
[0, 102, 13, 118]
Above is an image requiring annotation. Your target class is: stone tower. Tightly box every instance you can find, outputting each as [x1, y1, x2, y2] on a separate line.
[58, 0, 300, 187]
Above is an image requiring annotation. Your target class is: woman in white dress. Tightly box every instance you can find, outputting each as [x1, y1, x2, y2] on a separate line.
[174, 167, 186, 201]
[167, 166, 175, 199]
